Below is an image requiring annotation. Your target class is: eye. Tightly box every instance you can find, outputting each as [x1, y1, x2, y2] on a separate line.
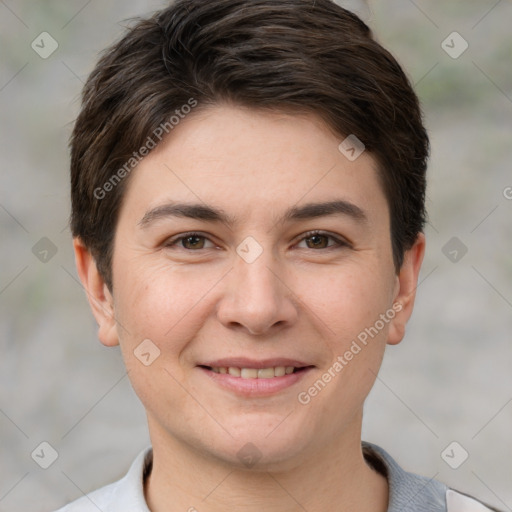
[163, 230, 349, 252]
[295, 230, 348, 250]
[163, 232, 216, 250]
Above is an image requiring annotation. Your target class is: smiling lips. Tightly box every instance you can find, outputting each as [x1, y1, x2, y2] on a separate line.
[198, 358, 314, 392]
[208, 365, 297, 378]
[200, 358, 312, 377]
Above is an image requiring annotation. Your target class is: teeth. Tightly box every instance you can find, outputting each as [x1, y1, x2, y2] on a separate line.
[211, 366, 298, 378]
[274, 366, 286, 377]
[241, 368, 258, 379]
[257, 368, 274, 379]
[228, 367, 241, 377]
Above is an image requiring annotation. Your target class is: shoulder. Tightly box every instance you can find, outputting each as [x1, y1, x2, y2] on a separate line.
[446, 489, 503, 512]
[51, 447, 153, 512]
[362, 441, 501, 512]
[52, 482, 118, 512]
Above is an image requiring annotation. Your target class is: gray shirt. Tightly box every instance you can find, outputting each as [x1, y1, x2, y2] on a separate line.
[54, 441, 498, 511]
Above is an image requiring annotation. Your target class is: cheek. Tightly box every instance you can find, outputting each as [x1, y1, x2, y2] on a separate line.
[111, 258, 210, 412]
[296, 267, 393, 418]
[113, 256, 225, 349]
[303, 262, 394, 346]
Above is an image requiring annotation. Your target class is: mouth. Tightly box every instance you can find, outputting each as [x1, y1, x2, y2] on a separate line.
[196, 360, 315, 396]
[198, 365, 311, 379]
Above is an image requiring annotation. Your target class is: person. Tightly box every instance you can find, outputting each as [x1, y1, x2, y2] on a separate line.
[55, 0, 501, 510]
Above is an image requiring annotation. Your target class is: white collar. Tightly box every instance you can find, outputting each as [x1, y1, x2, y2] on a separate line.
[56, 443, 497, 511]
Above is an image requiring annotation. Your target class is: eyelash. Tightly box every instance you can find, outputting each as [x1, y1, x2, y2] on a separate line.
[163, 230, 349, 251]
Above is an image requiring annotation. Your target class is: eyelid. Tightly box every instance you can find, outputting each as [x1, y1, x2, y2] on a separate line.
[163, 230, 350, 251]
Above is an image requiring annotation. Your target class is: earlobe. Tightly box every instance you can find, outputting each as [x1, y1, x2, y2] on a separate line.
[387, 233, 426, 346]
[73, 238, 119, 347]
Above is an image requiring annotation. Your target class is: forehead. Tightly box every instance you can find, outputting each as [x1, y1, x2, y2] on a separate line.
[118, 104, 389, 228]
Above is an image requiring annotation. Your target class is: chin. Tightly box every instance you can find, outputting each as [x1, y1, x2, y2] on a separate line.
[202, 423, 313, 472]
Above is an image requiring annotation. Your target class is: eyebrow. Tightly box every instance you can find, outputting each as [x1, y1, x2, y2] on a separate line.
[138, 199, 368, 229]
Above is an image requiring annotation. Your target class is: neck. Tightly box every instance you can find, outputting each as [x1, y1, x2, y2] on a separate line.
[144, 415, 388, 512]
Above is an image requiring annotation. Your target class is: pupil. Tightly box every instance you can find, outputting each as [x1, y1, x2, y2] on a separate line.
[310, 235, 326, 248]
[185, 236, 202, 249]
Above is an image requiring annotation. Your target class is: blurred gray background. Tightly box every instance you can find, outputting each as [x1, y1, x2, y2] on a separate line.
[0, 1, 511, 510]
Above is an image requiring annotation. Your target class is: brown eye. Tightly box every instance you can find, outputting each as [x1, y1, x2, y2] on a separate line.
[296, 231, 348, 250]
[305, 234, 330, 249]
[181, 235, 206, 249]
[164, 232, 215, 250]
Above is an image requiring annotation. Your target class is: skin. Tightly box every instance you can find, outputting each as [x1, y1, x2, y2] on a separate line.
[74, 104, 425, 512]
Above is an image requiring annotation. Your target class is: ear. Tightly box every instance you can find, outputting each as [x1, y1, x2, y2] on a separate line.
[387, 233, 426, 346]
[73, 238, 119, 347]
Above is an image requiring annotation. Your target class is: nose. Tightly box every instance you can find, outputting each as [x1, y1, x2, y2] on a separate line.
[216, 245, 299, 336]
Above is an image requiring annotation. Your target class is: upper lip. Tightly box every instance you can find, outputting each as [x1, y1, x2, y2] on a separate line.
[199, 358, 314, 369]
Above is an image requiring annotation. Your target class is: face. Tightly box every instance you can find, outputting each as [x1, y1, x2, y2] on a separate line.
[76, 104, 424, 471]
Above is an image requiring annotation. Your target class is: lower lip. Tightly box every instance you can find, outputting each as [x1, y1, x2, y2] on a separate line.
[198, 367, 314, 397]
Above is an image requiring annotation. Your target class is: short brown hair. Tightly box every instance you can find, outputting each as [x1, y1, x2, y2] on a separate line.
[70, 0, 429, 291]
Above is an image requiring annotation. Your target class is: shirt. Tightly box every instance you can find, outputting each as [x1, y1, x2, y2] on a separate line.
[53, 441, 499, 511]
